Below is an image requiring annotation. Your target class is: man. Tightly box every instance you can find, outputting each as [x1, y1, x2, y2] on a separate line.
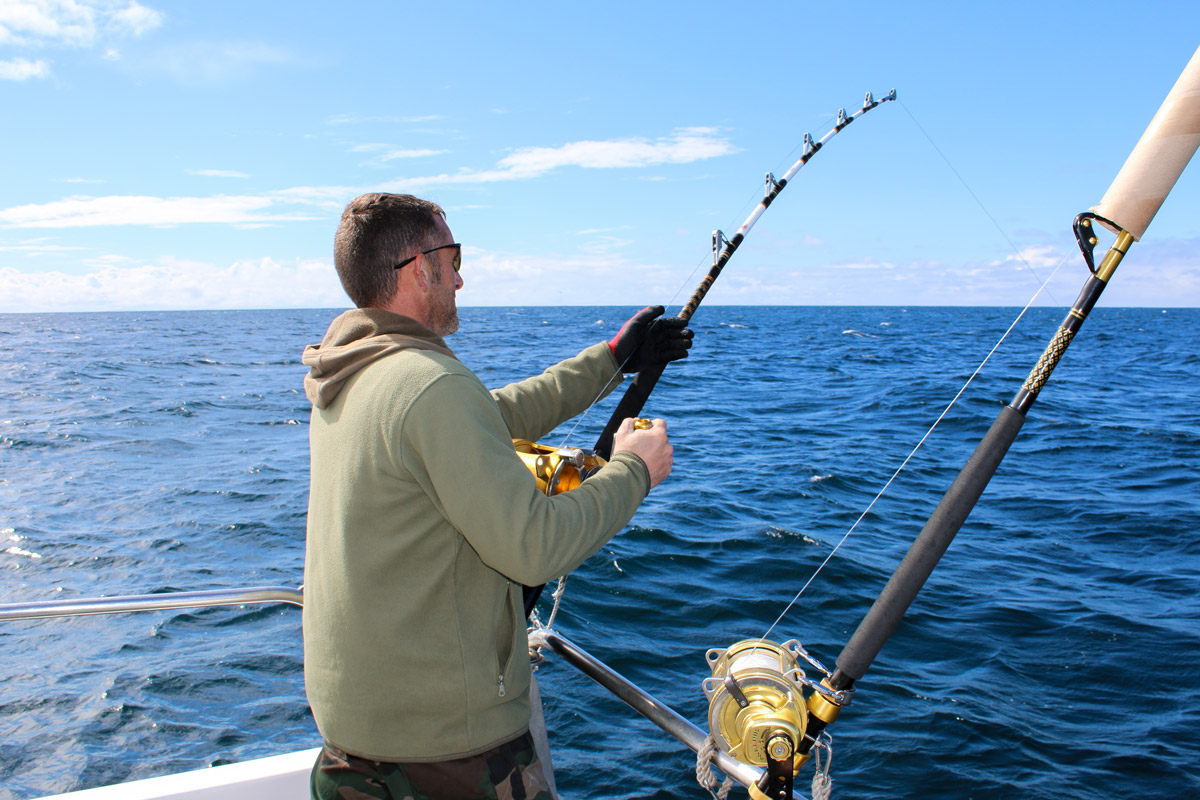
[302, 193, 691, 800]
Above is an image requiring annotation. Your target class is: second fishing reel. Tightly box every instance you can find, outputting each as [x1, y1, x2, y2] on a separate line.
[703, 638, 847, 800]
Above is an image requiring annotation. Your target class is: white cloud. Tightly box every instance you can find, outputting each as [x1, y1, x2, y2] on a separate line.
[577, 226, 631, 235]
[993, 244, 1070, 270]
[500, 127, 734, 173]
[454, 250, 683, 306]
[376, 149, 446, 162]
[0, 193, 323, 228]
[0, 56, 49, 79]
[0, 256, 346, 312]
[326, 113, 442, 126]
[829, 257, 896, 271]
[265, 184, 354, 210]
[574, 227, 635, 254]
[187, 169, 250, 178]
[379, 128, 738, 189]
[0, 129, 739, 229]
[0, 0, 161, 47]
[142, 40, 291, 84]
[0, 0, 95, 47]
[349, 144, 448, 167]
[0, 237, 83, 254]
[4, 236, 1198, 312]
[681, 237, 1200, 307]
[578, 234, 634, 255]
[107, 1, 160, 36]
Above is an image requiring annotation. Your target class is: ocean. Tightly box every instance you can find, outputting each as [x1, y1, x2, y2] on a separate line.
[1, 306, 1198, 800]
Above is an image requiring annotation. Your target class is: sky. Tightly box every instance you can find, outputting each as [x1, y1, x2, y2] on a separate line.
[1, 0, 1198, 312]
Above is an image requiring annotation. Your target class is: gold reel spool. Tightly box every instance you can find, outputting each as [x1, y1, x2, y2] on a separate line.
[513, 440, 606, 496]
[701, 638, 809, 769]
[513, 418, 651, 496]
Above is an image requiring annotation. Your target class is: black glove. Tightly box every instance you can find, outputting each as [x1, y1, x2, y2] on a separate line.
[608, 305, 693, 373]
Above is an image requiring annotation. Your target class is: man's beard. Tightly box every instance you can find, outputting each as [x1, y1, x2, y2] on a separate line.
[428, 263, 459, 336]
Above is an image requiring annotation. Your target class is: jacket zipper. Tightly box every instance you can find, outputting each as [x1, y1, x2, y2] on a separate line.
[496, 582, 515, 698]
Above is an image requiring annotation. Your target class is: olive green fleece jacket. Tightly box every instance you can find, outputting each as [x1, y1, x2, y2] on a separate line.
[301, 308, 651, 762]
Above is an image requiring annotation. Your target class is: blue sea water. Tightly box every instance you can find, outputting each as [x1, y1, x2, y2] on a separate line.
[1, 305, 1198, 800]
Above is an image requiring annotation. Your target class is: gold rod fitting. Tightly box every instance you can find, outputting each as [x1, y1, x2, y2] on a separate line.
[1095, 230, 1135, 283]
[806, 687, 843, 725]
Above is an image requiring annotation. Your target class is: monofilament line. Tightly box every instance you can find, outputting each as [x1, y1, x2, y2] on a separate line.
[554, 158, 797, 450]
[759, 251, 1072, 644]
[554, 105, 885, 451]
[899, 99, 1058, 305]
[553, 300, 689, 449]
[554, 239, 718, 449]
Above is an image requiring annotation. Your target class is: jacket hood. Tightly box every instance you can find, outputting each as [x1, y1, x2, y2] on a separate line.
[302, 308, 456, 409]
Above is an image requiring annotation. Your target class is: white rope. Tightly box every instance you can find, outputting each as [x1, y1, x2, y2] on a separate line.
[527, 575, 570, 663]
[810, 734, 834, 800]
[544, 574, 568, 630]
[695, 734, 735, 800]
[527, 620, 548, 663]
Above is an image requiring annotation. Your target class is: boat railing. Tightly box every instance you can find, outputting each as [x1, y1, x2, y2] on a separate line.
[0, 585, 304, 622]
[0, 586, 801, 799]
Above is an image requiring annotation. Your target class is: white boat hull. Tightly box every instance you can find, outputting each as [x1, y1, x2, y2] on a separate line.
[37, 748, 319, 800]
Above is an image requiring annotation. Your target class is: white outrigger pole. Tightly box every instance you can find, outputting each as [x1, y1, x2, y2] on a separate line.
[694, 45, 1200, 800]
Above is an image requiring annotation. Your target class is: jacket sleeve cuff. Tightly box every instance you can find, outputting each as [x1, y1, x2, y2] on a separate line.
[600, 339, 622, 372]
[608, 451, 652, 497]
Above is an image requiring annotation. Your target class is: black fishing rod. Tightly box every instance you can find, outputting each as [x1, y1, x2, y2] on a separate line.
[523, 90, 897, 619]
[694, 49, 1200, 800]
[592, 90, 897, 461]
[789, 46, 1200, 761]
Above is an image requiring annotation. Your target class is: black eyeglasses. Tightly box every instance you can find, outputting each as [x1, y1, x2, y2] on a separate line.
[393, 243, 462, 273]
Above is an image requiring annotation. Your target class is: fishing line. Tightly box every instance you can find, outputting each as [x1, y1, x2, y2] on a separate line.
[898, 99, 1060, 305]
[536, 97, 899, 619]
[551, 299, 688, 449]
[756, 101, 1077, 639]
[759, 248, 1073, 644]
[553, 122, 831, 451]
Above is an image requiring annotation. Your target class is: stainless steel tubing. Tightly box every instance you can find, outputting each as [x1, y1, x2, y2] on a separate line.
[4, 596, 804, 795]
[0, 585, 303, 622]
[539, 629, 808, 800]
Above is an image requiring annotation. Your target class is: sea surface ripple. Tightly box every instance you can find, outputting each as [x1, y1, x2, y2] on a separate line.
[1, 306, 1198, 799]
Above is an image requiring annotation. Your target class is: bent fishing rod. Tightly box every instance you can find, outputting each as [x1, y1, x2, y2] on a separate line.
[592, 89, 897, 461]
[695, 47, 1199, 800]
[520, 89, 897, 618]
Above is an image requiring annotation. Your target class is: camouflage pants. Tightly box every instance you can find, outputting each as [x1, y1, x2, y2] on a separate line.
[310, 732, 554, 800]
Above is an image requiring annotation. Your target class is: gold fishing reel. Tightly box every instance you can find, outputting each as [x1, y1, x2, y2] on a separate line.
[513, 440, 606, 496]
[702, 637, 849, 799]
[513, 418, 652, 496]
[702, 639, 809, 773]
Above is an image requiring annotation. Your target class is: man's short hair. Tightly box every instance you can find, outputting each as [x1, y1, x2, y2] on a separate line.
[333, 193, 446, 308]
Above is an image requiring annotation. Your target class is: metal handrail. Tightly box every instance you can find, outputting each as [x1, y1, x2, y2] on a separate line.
[536, 628, 808, 800]
[0, 585, 303, 622]
[1, 589, 797, 796]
